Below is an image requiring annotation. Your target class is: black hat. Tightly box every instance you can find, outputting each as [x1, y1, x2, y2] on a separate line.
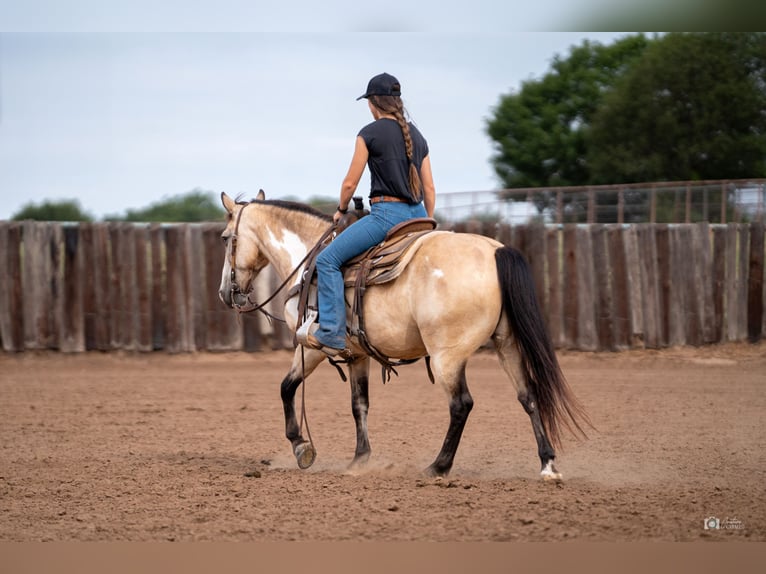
[356, 73, 401, 101]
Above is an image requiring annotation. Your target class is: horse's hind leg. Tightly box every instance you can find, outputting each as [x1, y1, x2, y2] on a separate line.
[280, 348, 325, 469]
[494, 334, 562, 481]
[348, 356, 372, 469]
[426, 355, 474, 477]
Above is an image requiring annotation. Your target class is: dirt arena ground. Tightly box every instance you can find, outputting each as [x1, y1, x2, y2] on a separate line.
[1, 343, 764, 542]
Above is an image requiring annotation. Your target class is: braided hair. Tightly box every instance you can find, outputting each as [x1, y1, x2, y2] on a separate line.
[368, 94, 423, 201]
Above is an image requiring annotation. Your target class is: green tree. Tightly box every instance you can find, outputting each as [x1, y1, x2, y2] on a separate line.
[107, 189, 225, 222]
[588, 33, 766, 184]
[486, 34, 651, 191]
[11, 199, 93, 221]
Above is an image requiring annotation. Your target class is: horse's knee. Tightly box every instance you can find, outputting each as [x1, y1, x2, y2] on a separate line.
[517, 391, 536, 415]
[351, 396, 368, 420]
[280, 374, 301, 403]
[350, 376, 369, 412]
[450, 391, 474, 418]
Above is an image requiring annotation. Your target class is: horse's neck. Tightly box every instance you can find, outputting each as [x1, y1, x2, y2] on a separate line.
[247, 211, 325, 284]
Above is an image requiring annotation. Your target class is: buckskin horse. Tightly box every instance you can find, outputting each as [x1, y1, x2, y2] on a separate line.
[218, 190, 590, 480]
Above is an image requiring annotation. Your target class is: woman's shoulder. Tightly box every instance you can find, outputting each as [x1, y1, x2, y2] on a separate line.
[358, 118, 398, 140]
[358, 120, 379, 134]
[408, 122, 428, 146]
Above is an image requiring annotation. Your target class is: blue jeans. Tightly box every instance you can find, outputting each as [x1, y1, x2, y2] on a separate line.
[314, 201, 427, 349]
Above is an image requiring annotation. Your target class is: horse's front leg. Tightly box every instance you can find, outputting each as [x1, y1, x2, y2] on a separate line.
[280, 348, 325, 469]
[348, 356, 372, 469]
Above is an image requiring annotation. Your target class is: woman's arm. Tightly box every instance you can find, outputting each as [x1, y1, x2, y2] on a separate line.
[420, 154, 436, 218]
[335, 136, 369, 222]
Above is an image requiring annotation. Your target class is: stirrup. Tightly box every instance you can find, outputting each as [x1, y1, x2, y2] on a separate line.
[295, 309, 319, 347]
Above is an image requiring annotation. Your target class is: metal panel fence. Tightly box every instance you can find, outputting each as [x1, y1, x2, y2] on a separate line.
[436, 179, 766, 225]
[1, 221, 763, 353]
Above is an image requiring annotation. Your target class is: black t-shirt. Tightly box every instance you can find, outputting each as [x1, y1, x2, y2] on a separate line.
[358, 118, 429, 203]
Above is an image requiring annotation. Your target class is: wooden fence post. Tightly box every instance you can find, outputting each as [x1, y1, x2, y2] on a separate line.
[22, 222, 48, 349]
[562, 225, 578, 348]
[724, 225, 741, 341]
[636, 225, 661, 348]
[712, 226, 726, 343]
[656, 225, 674, 346]
[736, 225, 750, 340]
[118, 223, 139, 350]
[591, 225, 615, 351]
[165, 225, 189, 352]
[135, 225, 153, 352]
[576, 227, 598, 350]
[80, 224, 94, 349]
[187, 225, 205, 351]
[607, 225, 632, 349]
[748, 223, 764, 342]
[49, 224, 64, 350]
[545, 227, 563, 348]
[681, 226, 704, 346]
[693, 223, 716, 344]
[61, 225, 85, 352]
[623, 226, 644, 347]
[150, 224, 165, 350]
[107, 226, 124, 349]
[0, 223, 24, 352]
[525, 224, 547, 318]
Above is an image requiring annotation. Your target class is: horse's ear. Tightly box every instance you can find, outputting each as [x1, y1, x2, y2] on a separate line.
[256, 189, 266, 201]
[221, 192, 236, 214]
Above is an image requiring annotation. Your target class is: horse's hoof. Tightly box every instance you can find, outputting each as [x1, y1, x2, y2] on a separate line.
[424, 464, 449, 478]
[540, 460, 563, 482]
[295, 442, 316, 469]
[348, 452, 370, 470]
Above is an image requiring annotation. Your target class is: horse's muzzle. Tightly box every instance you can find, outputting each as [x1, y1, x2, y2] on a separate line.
[218, 288, 232, 307]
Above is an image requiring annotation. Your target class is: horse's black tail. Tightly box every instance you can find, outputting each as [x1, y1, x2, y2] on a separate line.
[495, 246, 591, 448]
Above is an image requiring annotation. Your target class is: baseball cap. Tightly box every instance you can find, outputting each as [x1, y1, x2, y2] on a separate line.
[356, 72, 401, 101]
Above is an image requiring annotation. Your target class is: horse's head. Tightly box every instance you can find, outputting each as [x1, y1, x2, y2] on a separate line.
[218, 190, 270, 308]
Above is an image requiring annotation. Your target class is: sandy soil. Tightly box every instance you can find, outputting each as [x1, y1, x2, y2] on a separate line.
[1, 343, 764, 541]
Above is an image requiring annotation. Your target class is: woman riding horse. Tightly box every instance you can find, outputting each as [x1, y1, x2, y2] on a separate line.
[218, 76, 591, 479]
[307, 72, 436, 356]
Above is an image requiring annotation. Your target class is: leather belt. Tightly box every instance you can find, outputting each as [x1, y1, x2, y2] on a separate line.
[370, 195, 409, 204]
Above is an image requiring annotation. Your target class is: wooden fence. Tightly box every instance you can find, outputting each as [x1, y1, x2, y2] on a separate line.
[1, 221, 764, 353]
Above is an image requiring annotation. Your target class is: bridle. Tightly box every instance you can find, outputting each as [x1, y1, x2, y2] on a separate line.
[226, 202, 336, 320]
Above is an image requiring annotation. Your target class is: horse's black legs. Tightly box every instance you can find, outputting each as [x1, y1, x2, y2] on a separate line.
[493, 333, 563, 480]
[348, 356, 372, 468]
[279, 372, 307, 460]
[426, 362, 473, 477]
[280, 349, 324, 469]
[518, 389, 562, 481]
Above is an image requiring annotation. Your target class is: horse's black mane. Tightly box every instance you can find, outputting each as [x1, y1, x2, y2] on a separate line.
[236, 195, 332, 222]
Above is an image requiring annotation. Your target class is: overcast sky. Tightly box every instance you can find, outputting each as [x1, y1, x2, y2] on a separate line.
[0, 9, 628, 219]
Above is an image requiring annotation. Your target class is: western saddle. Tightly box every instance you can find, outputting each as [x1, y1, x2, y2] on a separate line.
[291, 208, 439, 381]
